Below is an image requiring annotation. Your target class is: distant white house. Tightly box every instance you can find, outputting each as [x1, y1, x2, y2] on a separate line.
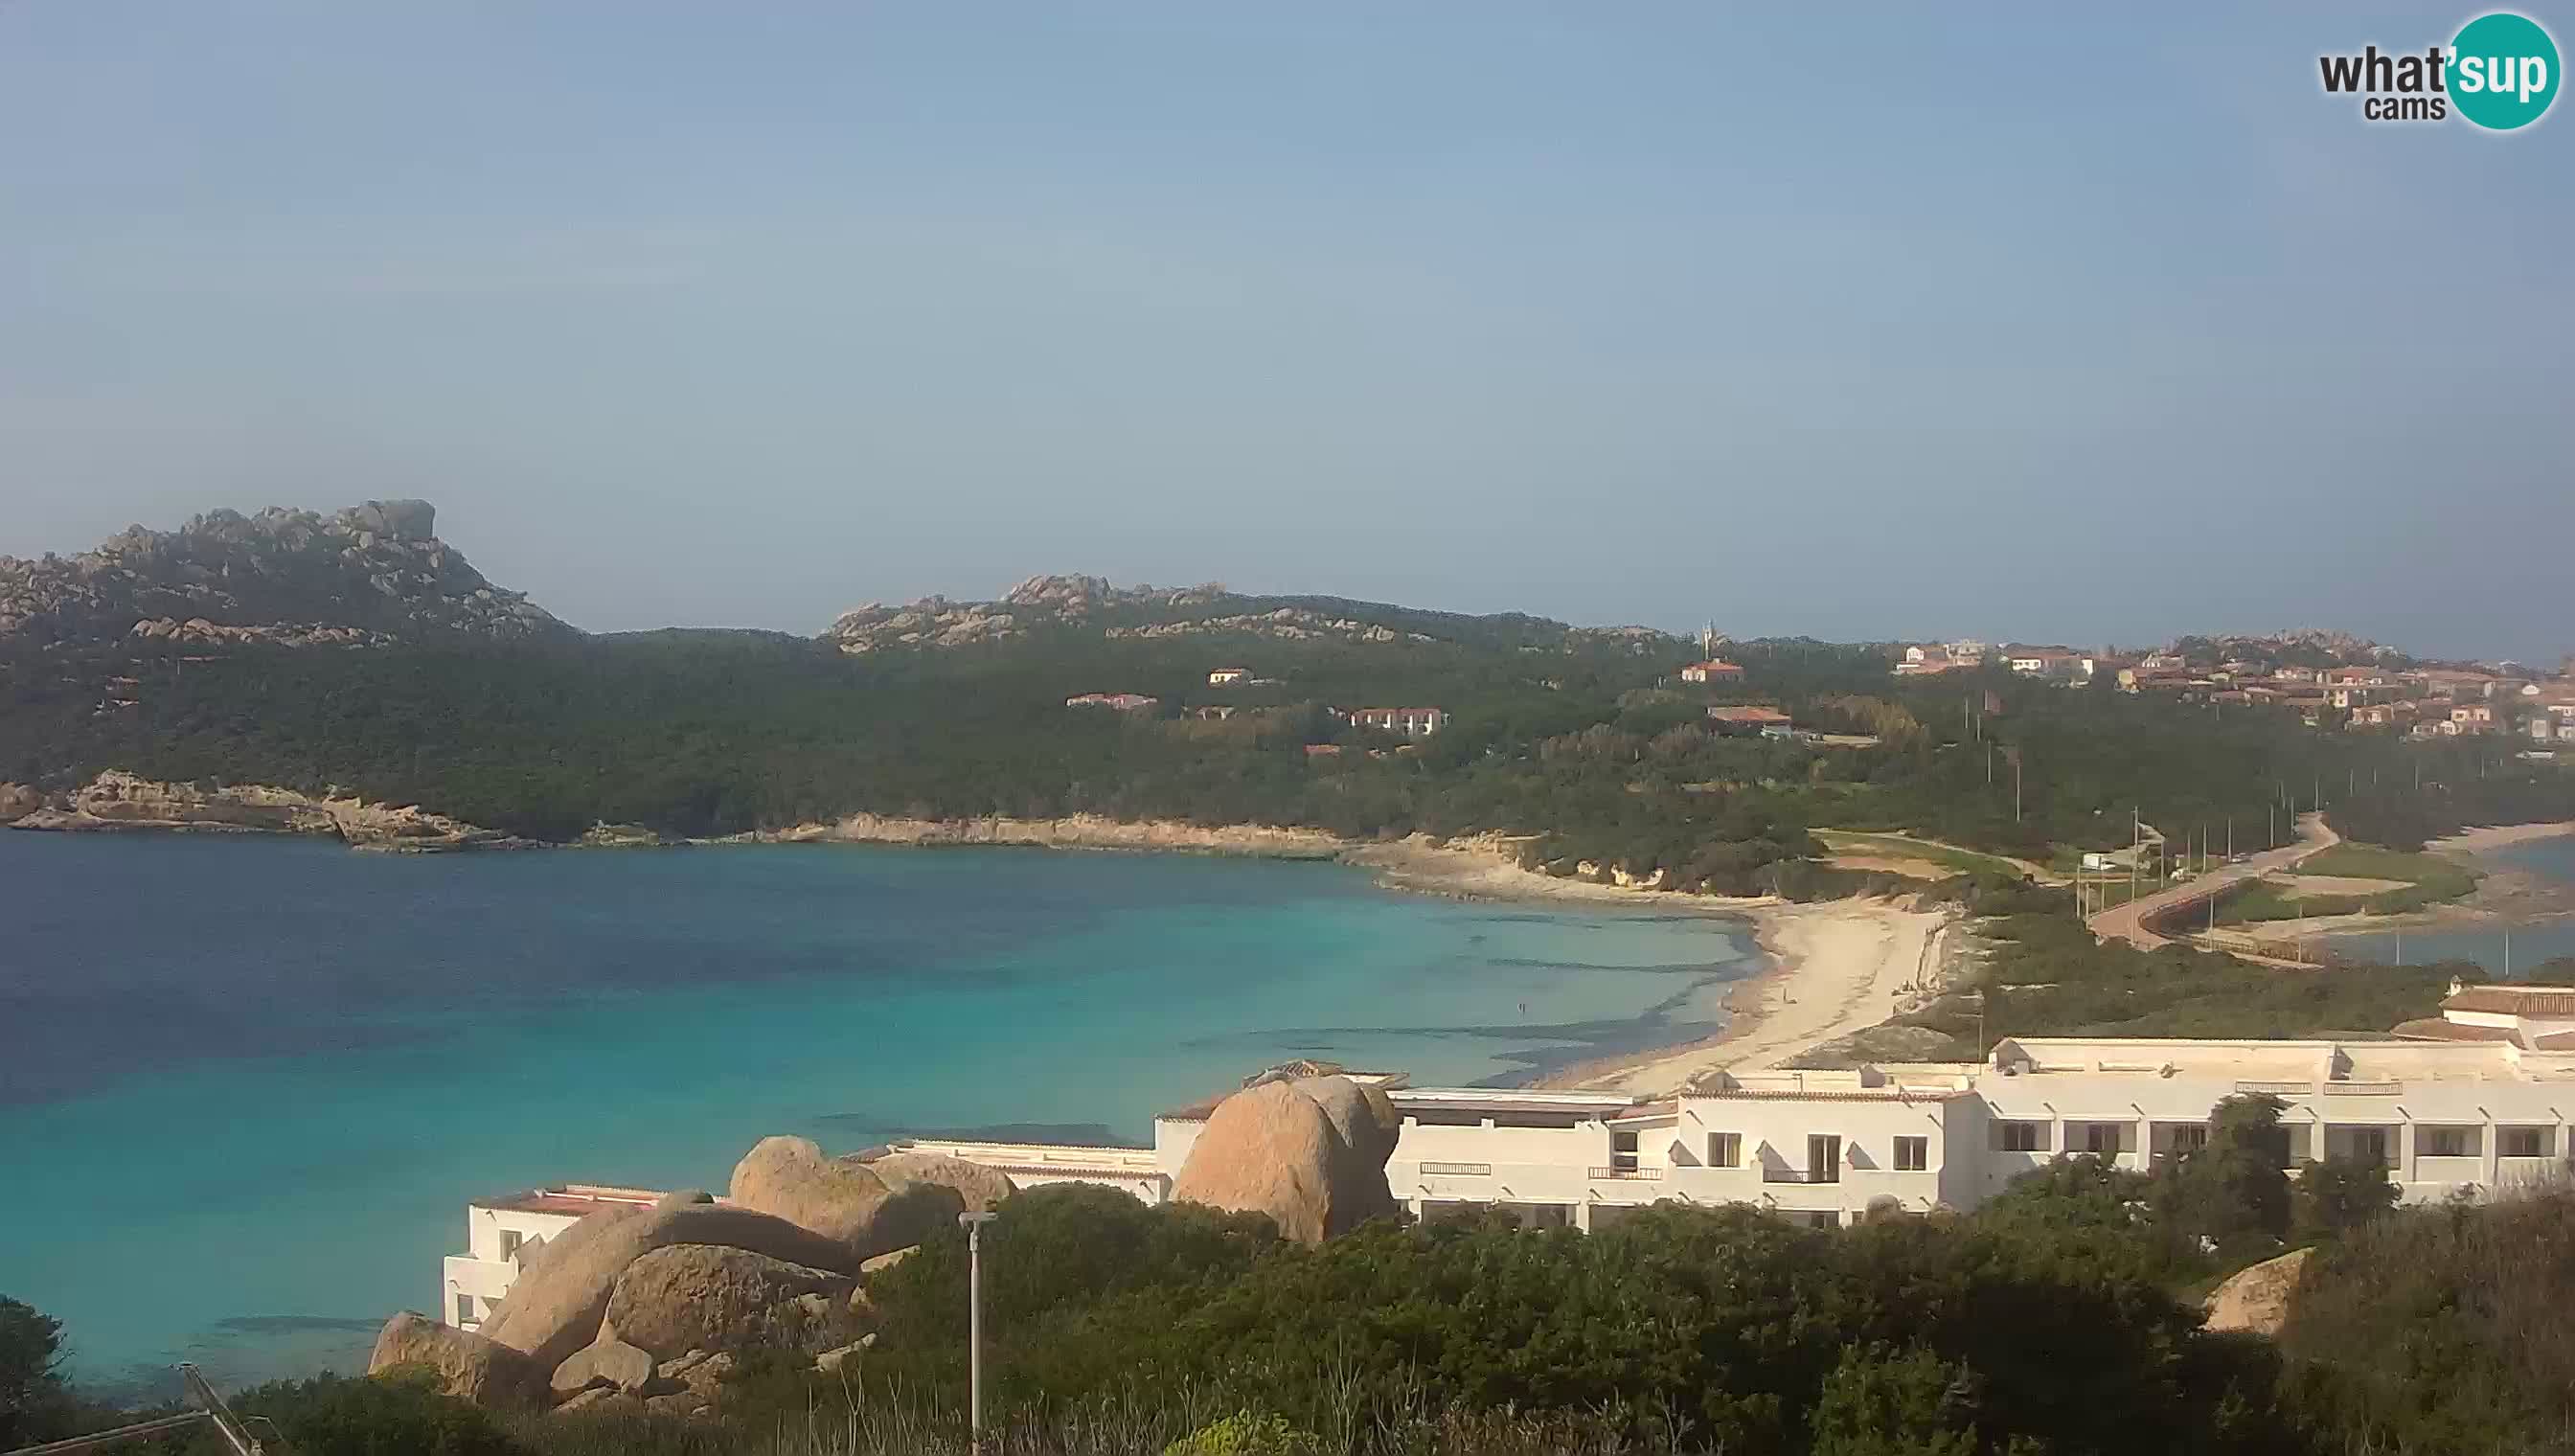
[1066, 692, 1159, 712]
[1345, 707, 1447, 739]
[1206, 667, 1249, 687]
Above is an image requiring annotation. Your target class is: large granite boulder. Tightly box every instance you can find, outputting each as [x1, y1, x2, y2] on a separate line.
[868, 1149, 1016, 1213]
[730, 1136, 965, 1257]
[1170, 1075, 1401, 1243]
[602, 1243, 860, 1359]
[366, 1311, 548, 1410]
[549, 1332, 656, 1399]
[0, 783, 42, 824]
[2202, 1246, 2314, 1336]
[476, 1196, 861, 1372]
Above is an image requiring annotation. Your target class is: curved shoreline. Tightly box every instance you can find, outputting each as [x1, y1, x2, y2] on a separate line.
[1339, 833, 1956, 1094]
[8, 772, 1957, 1089]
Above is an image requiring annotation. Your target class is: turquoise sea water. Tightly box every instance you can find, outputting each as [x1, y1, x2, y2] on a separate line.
[0, 833, 1758, 1398]
[2332, 836, 2575, 974]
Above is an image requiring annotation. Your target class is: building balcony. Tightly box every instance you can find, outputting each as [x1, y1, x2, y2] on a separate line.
[2411, 1154, 2486, 1185]
[1586, 1166, 1667, 1181]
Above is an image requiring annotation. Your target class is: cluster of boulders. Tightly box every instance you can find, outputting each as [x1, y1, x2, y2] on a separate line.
[0, 499, 571, 648]
[362, 1073, 1403, 1421]
[368, 1141, 1012, 1420]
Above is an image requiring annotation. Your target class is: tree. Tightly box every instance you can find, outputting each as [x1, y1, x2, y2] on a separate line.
[2156, 1094, 2290, 1252]
[0, 1296, 71, 1449]
[2293, 1155, 2399, 1242]
[1809, 1344, 1983, 1456]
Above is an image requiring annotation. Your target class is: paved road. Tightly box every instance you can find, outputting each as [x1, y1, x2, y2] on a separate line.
[2085, 812, 2339, 949]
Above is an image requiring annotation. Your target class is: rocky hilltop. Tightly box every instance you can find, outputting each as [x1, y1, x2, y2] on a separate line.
[823, 572, 1636, 655]
[0, 499, 571, 648]
[823, 574, 1229, 653]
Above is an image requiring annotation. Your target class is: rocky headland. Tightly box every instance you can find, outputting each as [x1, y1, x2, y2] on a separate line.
[0, 499, 570, 648]
[0, 770, 529, 851]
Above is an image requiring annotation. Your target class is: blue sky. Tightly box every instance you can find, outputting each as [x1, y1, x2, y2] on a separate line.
[3, 4, 2567, 658]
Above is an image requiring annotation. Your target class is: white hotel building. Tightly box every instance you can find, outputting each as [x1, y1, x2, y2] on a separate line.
[440, 987, 2575, 1324]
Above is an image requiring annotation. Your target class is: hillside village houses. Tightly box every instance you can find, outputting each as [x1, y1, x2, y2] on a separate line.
[441, 984, 2575, 1327]
[1679, 658, 1745, 684]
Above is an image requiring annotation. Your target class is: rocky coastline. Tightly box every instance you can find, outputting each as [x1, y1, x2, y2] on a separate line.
[0, 771, 536, 852]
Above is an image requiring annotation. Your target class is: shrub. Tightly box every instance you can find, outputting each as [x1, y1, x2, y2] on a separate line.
[1162, 1411, 1325, 1456]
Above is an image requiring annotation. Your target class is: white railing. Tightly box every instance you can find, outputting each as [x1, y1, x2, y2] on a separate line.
[1418, 1161, 1493, 1176]
[2236, 1080, 2313, 1095]
[2324, 1080, 2404, 1096]
[1586, 1166, 1666, 1181]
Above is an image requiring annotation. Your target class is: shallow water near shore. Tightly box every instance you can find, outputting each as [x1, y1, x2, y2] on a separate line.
[2331, 836, 2575, 974]
[0, 832, 1757, 1398]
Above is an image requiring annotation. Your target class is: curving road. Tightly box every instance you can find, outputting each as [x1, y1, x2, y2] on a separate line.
[2085, 811, 2339, 949]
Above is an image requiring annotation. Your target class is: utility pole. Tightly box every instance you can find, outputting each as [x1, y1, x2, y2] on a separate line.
[960, 1211, 997, 1453]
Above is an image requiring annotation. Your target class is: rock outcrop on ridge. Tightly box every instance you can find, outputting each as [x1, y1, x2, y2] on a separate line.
[1170, 1073, 1402, 1244]
[0, 499, 571, 648]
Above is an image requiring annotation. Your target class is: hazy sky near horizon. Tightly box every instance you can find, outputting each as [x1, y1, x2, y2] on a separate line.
[4, 5, 2569, 659]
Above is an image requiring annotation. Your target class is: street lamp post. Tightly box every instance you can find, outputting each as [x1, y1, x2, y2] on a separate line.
[959, 1210, 997, 1453]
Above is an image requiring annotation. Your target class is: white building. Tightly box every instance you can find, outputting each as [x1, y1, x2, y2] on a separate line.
[904, 1024, 2575, 1231]
[1207, 668, 1249, 687]
[442, 1184, 663, 1331]
[444, 993, 2575, 1326]
[1344, 707, 1447, 739]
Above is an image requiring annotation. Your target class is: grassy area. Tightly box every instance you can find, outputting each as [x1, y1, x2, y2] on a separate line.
[1814, 829, 2028, 880]
[2213, 843, 2483, 924]
[2289, 843, 2481, 899]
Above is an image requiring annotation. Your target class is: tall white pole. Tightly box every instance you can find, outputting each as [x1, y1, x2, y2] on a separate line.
[961, 1210, 996, 1451]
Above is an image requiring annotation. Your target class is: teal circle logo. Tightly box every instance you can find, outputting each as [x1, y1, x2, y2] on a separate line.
[2450, 12, 2560, 129]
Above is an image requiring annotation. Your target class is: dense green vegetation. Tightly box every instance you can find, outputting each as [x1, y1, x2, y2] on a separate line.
[5, 611, 2564, 895]
[27, 1149, 2575, 1456]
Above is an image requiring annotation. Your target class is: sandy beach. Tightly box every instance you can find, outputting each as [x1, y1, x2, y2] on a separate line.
[1343, 834, 1956, 1094]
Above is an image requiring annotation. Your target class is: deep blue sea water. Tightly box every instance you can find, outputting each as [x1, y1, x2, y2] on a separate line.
[2332, 836, 2575, 974]
[0, 833, 1758, 1398]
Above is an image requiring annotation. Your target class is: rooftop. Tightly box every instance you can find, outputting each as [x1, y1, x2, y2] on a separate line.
[475, 1183, 668, 1217]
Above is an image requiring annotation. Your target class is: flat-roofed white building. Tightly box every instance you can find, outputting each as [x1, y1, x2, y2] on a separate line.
[443, 1184, 663, 1331]
[904, 1024, 2575, 1229]
[444, 1008, 2575, 1321]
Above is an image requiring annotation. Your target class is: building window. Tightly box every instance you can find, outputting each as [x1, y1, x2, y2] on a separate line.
[1804, 1212, 1841, 1230]
[1708, 1132, 1742, 1168]
[1994, 1121, 2045, 1153]
[497, 1230, 522, 1260]
[1808, 1134, 1842, 1184]
[2083, 1123, 2126, 1155]
[453, 1292, 474, 1326]
[2422, 1126, 2479, 1158]
[2169, 1125, 2209, 1155]
[2500, 1126, 2550, 1159]
[2351, 1127, 2388, 1164]
[1894, 1136, 1927, 1172]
